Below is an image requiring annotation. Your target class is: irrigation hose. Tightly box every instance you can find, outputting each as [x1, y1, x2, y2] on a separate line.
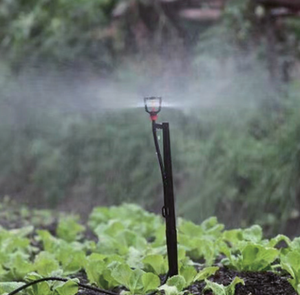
[7, 273, 170, 295]
[7, 277, 118, 295]
[152, 120, 166, 184]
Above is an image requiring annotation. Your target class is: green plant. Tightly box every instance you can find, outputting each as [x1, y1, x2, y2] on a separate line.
[2, 203, 300, 295]
[56, 216, 85, 243]
[111, 263, 160, 295]
[280, 250, 300, 293]
[193, 267, 219, 282]
[204, 277, 245, 295]
[220, 226, 280, 272]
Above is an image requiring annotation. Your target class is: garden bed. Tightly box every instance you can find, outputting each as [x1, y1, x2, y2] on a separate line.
[0, 202, 298, 295]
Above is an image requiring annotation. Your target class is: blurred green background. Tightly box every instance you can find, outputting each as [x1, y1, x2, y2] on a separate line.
[1, 0, 300, 236]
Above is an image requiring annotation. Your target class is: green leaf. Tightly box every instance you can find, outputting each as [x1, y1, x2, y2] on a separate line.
[84, 253, 120, 289]
[10, 226, 34, 238]
[56, 216, 85, 242]
[290, 237, 300, 250]
[111, 263, 145, 293]
[116, 230, 147, 250]
[242, 225, 262, 243]
[226, 277, 245, 295]
[240, 244, 278, 271]
[85, 258, 106, 286]
[102, 268, 120, 290]
[204, 280, 226, 295]
[201, 217, 224, 237]
[194, 266, 219, 282]
[267, 234, 290, 248]
[128, 269, 144, 293]
[142, 254, 167, 275]
[177, 248, 187, 262]
[6, 252, 33, 280]
[166, 275, 186, 292]
[126, 247, 144, 269]
[54, 279, 79, 295]
[152, 225, 166, 247]
[0, 282, 25, 294]
[111, 263, 131, 288]
[56, 244, 86, 274]
[34, 251, 60, 276]
[204, 276, 244, 295]
[221, 241, 279, 272]
[25, 272, 43, 281]
[101, 221, 125, 236]
[280, 250, 300, 291]
[178, 219, 203, 237]
[96, 234, 128, 255]
[222, 229, 243, 244]
[25, 272, 51, 295]
[37, 230, 60, 253]
[84, 255, 120, 290]
[180, 266, 197, 286]
[141, 272, 160, 293]
[177, 234, 217, 264]
[158, 285, 180, 295]
[89, 207, 110, 227]
[1, 235, 30, 253]
[0, 264, 8, 280]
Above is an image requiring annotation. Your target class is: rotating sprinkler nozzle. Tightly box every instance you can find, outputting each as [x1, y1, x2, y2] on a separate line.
[144, 97, 162, 121]
[144, 96, 178, 277]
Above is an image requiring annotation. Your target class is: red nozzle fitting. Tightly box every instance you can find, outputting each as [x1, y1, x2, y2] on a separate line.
[144, 97, 162, 120]
[150, 114, 158, 121]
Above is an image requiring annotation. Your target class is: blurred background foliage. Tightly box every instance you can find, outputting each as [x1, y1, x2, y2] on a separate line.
[1, 0, 300, 236]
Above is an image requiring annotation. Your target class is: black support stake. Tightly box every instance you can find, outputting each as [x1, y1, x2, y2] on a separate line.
[146, 96, 178, 277]
[162, 122, 178, 277]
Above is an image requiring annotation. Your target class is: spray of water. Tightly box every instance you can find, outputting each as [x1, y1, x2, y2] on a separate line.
[1, 48, 277, 121]
[0, 36, 282, 225]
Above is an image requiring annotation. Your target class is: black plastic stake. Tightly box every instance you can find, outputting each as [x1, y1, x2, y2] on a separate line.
[145, 96, 178, 277]
[162, 122, 178, 276]
[151, 121, 178, 277]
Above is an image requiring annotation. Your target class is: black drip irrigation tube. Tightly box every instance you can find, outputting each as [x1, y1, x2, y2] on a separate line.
[8, 96, 177, 295]
[7, 275, 169, 295]
[7, 277, 117, 295]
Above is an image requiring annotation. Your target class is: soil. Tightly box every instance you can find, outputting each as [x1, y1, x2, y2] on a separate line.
[188, 267, 297, 295]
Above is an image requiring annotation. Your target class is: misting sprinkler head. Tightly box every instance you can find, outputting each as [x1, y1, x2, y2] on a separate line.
[144, 97, 162, 121]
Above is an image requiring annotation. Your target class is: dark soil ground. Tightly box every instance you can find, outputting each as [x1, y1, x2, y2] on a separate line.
[188, 268, 297, 295]
[73, 267, 297, 295]
[0, 205, 297, 295]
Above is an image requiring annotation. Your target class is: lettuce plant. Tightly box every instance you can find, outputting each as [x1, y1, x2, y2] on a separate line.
[280, 250, 300, 293]
[84, 253, 122, 289]
[177, 217, 224, 264]
[204, 276, 245, 295]
[1, 204, 300, 295]
[142, 254, 168, 275]
[221, 243, 279, 271]
[0, 282, 25, 295]
[193, 266, 219, 282]
[111, 263, 160, 295]
[23, 272, 79, 295]
[158, 266, 215, 295]
[56, 216, 85, 243]
[89, 204, 162, 240]
[158, 275, 187, 295]
[33, 252, 60, 277]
